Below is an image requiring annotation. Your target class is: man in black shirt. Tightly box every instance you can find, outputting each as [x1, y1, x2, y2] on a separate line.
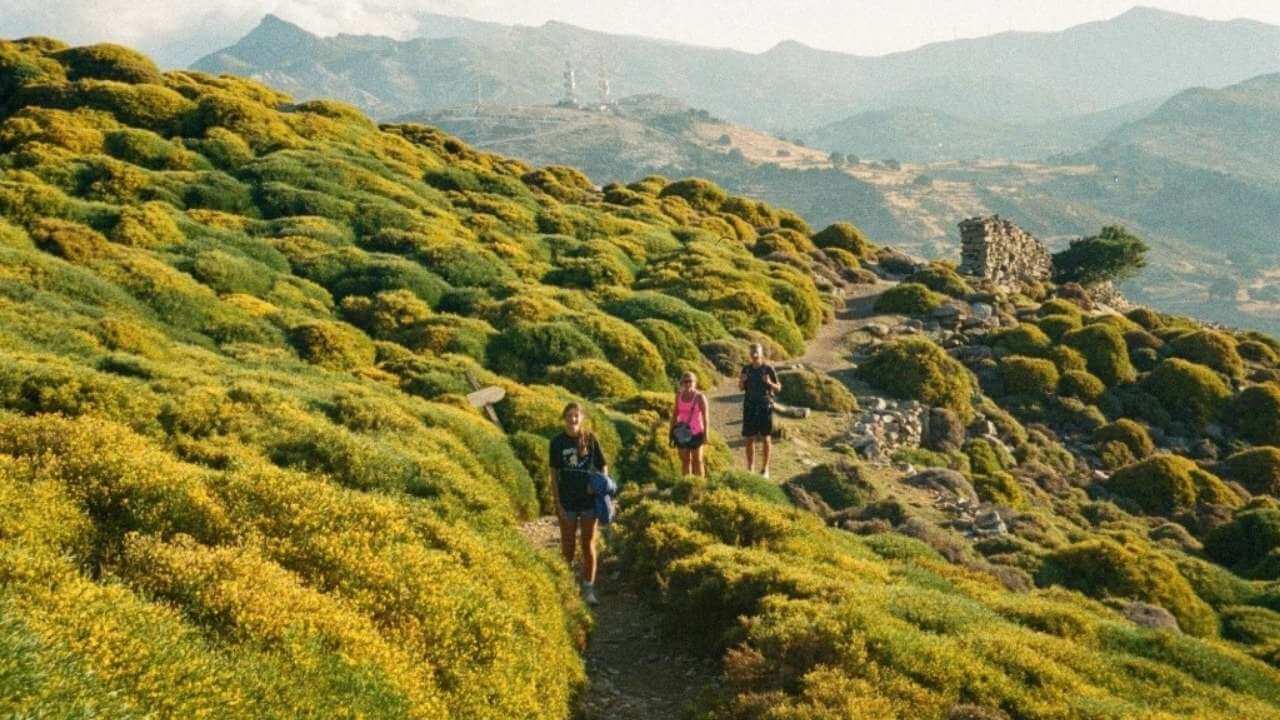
[739, 343, 781, 478]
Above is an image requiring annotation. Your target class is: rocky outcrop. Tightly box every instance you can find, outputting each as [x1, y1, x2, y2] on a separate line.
[958, 216, 1051, 288]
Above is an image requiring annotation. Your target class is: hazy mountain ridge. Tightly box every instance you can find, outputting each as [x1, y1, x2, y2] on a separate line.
[194, 8, 1280, 130]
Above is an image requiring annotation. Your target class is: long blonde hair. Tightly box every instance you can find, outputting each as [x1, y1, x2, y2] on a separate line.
[563, 402, 592, 460]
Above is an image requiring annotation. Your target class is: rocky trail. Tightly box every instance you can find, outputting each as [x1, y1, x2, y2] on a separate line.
[521, 280, 914, 719]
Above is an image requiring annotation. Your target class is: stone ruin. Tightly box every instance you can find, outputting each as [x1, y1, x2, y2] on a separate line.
[958, 216, 1051, 288]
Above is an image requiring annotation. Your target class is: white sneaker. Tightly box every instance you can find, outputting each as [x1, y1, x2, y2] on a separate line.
[760, 467, 770, 480]
[582, 583, 599, 607]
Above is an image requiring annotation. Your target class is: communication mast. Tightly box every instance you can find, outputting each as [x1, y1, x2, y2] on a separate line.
[559, 60, 580, 108]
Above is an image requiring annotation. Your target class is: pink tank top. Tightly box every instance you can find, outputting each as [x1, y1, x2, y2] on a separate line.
[676, 393, 705, 435]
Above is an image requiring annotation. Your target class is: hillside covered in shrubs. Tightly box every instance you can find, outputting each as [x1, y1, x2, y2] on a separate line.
[1, 37, 1280, 719]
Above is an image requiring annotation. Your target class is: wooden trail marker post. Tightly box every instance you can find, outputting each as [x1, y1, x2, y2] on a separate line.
[466, 372, 505, 429]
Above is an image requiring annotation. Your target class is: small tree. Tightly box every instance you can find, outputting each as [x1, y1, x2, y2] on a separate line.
[1052, 226, 1149, 286]
[828, 151, 845, 166]
[717, 133, 732, 146]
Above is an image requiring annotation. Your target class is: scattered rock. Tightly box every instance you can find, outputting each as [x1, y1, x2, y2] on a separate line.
[1121, 601, 1181, 633]
[904, 468, 978, 504]
[923, 407, 965, 452]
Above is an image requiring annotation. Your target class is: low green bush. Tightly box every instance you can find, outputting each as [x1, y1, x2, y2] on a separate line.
[775, 370, 858, 412]
[998, 355, 1059, 396]
[1038, 298, 1084, 318]
[788, 462, 875, 511]
[1038, 313, 1082, 342]
[873, 283, 945, 315]
[486, 321, 604, 382]
[1216, 447, 1280, 496]
[546, 359, 637, 400]
[1205, 509, 1280, 577]
[974, 471, 1024, 507]
[1094, 419, 1155, 460]
[1037, 537, 1217, 637]
[811, 222, 872, 258]
[1125, 307, 1164, 330]
[1106, 454, 1238, 516]
[990, 323, 1052, 358]
[906, 263, 970, 297]
[1170, 330, 1246, 379]
[1145, 359, 1232, 430]
[289, 321, 375, 370]
[1239, 340, 1279, 366]
[1228, 384, 1280, 446]
[1058, 370, 1106, 403]
[856, 338, 975, 421]
[1061, 324, 1136, 386]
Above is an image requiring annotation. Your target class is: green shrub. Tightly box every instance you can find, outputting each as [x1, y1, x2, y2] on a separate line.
[990, 323, 1052, 358]
[775, 370, 858, 412]
[54, 43, 163, 84]
[486, 321, 603, 382]
[1094, 419, 1155, 460]
[1170, 330, 1246, 379]
[1107, 454, 1237, 516]
[1221, 605, 1280, 646]
[811, 222, 872, 258]
[1205, 509, 1280, 576]
[1038, 299, 1083, 318]
[998, 355, 1059, 396]
[710, 470, 790, 506]
[1058, 370, 1106, 403]
[1037, 537, 1217, 637]
[1216, 447, 1280, 496]
[1145, 359, 1232, 430]
[289, 321, 376, 370]
[788, 462, 874, 511]
[873, 283, 945, 315]
[856, 338, 975, 421]
[974, 471, 1024, 507]
[965, 438, 1010, 476]
[906, 264, 970, 297]
[1061, 324, 1135, 386]
[1239, 340, 1279, 366]
[604, 291, 728, 345]
[1038, 313, 1082, 342]
[546, 359, 637, 400]
[657, 178, 727, 212]
[1051, 225, 1149, 286]
[1228, 384, 1280, 446]
[1126, 307, 1164, 330]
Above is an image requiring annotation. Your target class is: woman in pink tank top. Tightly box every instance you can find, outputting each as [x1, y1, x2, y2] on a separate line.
[669, 370, 709, 477]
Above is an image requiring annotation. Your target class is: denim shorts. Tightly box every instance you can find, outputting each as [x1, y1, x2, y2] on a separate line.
[560, 506, 597, 521]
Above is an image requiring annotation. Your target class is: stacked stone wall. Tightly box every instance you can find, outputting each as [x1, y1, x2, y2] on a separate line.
[958, 216, 1051, 288]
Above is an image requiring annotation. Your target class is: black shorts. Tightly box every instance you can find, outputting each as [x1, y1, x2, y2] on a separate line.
[742, 402, 773, 438]
[675, 432, 706, 450]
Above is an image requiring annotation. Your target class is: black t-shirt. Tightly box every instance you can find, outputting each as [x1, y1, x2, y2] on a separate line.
[742, 363, 779, 406]
[549, 432, 607, 511]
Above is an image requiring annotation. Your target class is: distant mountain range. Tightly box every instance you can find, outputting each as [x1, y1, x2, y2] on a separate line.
[195, 7, 1280, 137]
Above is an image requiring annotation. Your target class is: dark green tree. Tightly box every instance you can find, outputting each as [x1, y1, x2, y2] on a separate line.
[1051, 226, 1149, 286]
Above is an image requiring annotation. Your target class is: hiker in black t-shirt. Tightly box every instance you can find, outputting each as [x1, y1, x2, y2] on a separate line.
[738, 343, 781, 478]
[549, 402, 608, 606]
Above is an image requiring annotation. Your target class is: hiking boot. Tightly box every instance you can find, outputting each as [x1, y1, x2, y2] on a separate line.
[582, 583, 599, 607]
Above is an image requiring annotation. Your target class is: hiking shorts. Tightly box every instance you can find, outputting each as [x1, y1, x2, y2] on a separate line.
[742, 402, 774, 438]
[559, 506, 597, 522]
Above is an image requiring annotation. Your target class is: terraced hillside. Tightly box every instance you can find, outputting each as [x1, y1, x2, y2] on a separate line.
[1, 37, 1280, 719]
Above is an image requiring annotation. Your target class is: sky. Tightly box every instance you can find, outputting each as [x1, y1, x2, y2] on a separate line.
[4, 1, 1280, 67]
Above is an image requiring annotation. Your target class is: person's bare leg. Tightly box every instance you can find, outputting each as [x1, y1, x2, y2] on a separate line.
[558, 515, 577, 568]
[578, 518, 598, 584]
[745, 438, 756, 473]
[679, 447, 692, 475]
[692, 445, 705, 478]
[761, 436, 773, 477]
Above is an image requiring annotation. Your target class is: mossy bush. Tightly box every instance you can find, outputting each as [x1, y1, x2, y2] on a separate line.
[1170, 330, 1246, 379]
[856, 338, 975, 421]
[1038, 313, 1082, 342]
[1125, 307, 1164, 330]
[1216, 447, 1280, 496]
[486, 321, 603, 382]
[545, 359, 637, 400]
[1145, 359, 1232, 430]
[775, 369, 858, 412]
[990, 323, 1052, 358]
[1228, 384, 1280, 446]
[1061, 324, 1135, 386]
[873, 282, 945, 315]
[1205, 509, 1280, 577]
[657, 178, 727, 212]
[1037, 537, 1218, 637]
[974, 471, 1024, 507]
[998, 355, 1059, 397]
[788, 462, 875, 511]
[906, 263, 970, 297]
[811, 222, 872, 257]
[1106, 454, 1238, 516]
[1058, 369, 1106, 403]
[1239, 340, 1279, 366]
[1094, 419, 1155, 460]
